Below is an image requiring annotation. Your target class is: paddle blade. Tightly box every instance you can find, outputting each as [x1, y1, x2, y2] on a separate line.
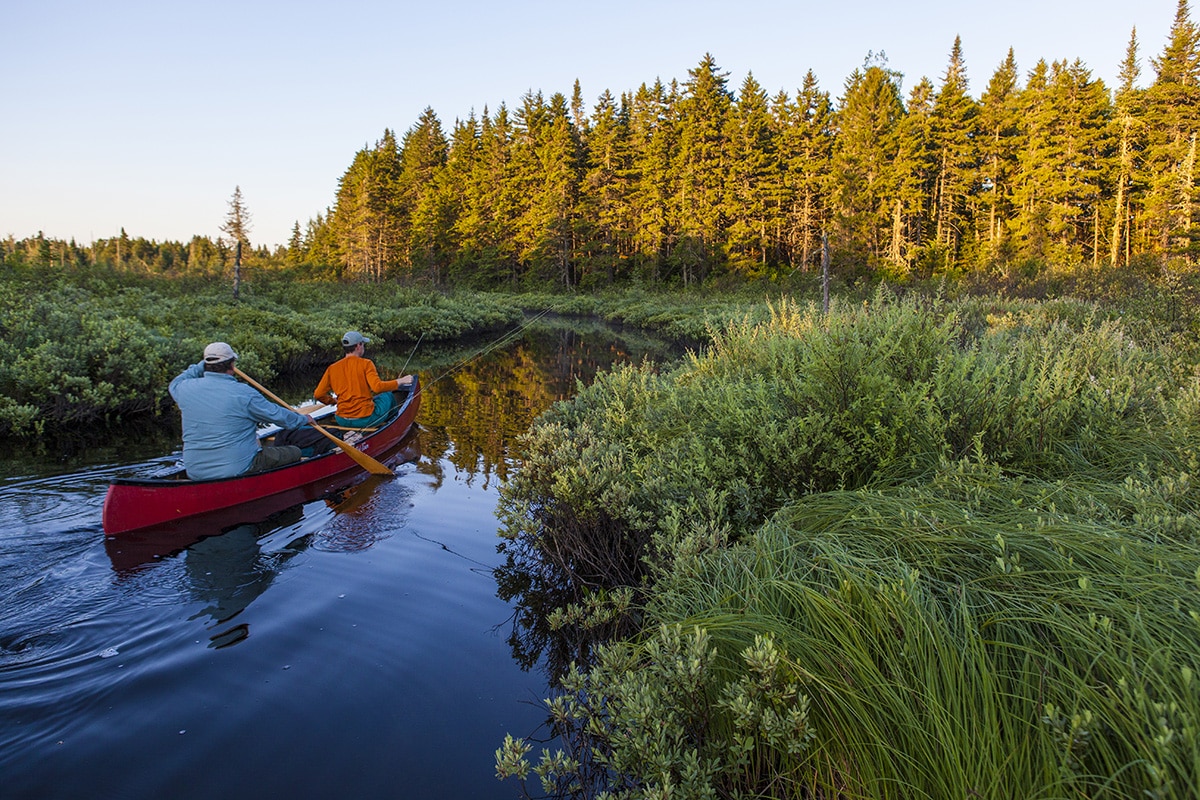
[313, 423, 394, 476]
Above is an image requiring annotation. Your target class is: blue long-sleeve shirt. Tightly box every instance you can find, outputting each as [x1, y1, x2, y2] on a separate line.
[168, 363, 309, 480]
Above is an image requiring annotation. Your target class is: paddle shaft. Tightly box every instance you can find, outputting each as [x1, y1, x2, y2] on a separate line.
[233, 367, 393, 476]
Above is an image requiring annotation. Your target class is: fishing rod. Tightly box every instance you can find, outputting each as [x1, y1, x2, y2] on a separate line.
[400, 331, 425, 376]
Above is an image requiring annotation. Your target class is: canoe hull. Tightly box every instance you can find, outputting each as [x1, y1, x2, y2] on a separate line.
[102, 379, 421, 538]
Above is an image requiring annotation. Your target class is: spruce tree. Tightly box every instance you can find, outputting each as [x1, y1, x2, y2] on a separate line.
[579, 89, 632, 286]
[400, 108, 450, 280]
[891, 77, 938, 277]
[627, 80, 676, 281]
[829, 57, 905, 273]
[930, 36, 980, 269]
[778, 70, 833, 272]
[1111, 29, 1145, 265]
[1143, 0, 1200, 258]
[723, 73, 777, 275]
[976, 49, 1022, 266]
[676, 54, 733, 283]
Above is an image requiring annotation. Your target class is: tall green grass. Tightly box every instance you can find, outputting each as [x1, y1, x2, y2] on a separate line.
[497, 289, 1200, 798]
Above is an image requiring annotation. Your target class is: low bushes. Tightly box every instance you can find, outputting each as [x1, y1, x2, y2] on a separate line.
[0, 273, 526, 436]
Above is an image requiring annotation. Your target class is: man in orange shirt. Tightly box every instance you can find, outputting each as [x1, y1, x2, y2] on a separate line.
[314, 331, 414, 428]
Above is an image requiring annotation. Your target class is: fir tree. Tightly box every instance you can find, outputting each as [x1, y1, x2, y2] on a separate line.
[977, 49, 1022, 265]
[930, 36, 980, 269]
[829, 58, 905, 273]
[778, 70, 833, 271]
[723, 73, 777, 275]
[676, 54, 733, 283]
[1143, 0, 1200, 258]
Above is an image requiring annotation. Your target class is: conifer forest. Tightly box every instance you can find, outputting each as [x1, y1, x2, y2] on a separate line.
[7, 3, 1200, 294]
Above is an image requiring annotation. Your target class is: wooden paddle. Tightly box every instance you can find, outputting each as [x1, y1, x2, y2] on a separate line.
[234, 367, 393, 476]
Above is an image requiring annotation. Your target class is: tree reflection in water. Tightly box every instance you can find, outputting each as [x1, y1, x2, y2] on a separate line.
[258, 317, 687, 670]
[382, 318, 689, 681]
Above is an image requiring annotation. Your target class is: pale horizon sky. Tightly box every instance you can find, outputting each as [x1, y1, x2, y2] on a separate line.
[1, 0, 1177, 249]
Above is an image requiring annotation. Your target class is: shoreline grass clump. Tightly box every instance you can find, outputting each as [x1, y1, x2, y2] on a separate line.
[496, 289, 1200, 798]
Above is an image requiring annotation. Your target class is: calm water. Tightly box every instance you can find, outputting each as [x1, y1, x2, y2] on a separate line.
[0, 320, 684, 800]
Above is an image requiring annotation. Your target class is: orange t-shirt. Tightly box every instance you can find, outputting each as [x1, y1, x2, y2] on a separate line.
[313, 354, 399, 420]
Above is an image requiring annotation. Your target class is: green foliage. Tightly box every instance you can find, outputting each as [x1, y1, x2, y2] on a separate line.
[498, 288, 1200, 797]
[0, 272, 525, 436]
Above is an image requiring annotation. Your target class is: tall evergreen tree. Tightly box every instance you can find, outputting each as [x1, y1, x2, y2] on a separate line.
[579, 89, 632, 286]
[1112, 29, 1146, 265]
[723, 73, 777, 275]
[400, 108, 450, 280]
[1010, 60, 1113, 266]
[1143, 0, 1200, 258]
[329, 132, 403, 281]
[891, 77, 938, 277]
[829, 57, 905, 273]
[778, 70, 833, 271]
[676, 54, 732, 283]
[220, 185, 252, 298]
[930, 36, 980, 269]
[976, 49, 1022, 266]
[626, 80, 676, 281]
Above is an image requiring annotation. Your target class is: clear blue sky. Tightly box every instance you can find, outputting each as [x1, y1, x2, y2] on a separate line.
[1, 0, 1172, 248]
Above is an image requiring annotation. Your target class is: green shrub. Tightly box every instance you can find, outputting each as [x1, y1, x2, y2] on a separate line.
[498, 288, 1200, 798]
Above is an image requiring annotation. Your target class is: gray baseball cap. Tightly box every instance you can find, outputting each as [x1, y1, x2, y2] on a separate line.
[203, 342, 239, 363]
[342, 331, 370, 346]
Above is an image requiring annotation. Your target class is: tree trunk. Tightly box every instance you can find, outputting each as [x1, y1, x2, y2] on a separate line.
[1110, 133, 1128, 267]
[233, 241, 241, 301]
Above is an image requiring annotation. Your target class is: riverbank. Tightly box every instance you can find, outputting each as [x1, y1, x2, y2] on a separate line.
[496, 290, 1200, 798]
[0, 268, 791, 437]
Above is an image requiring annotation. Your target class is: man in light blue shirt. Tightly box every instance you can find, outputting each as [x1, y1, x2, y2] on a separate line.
[168, 342, 313, 480]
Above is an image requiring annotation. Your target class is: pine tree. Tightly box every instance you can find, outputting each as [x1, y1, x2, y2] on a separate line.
[723, 73, 777, 275]
[976, 49, 1022, 266]
[676, 54, 732, 283]
[829, 57, 905, 273]
[930, 36, 980, 269]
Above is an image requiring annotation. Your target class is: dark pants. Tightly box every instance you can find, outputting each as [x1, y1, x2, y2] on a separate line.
[246, 445, 303, 473]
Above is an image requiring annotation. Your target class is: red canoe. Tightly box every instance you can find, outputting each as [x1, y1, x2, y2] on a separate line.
[102, 378, 421, 538]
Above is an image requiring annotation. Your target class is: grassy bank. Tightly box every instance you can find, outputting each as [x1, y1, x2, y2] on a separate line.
[496, 291, 1200, 798]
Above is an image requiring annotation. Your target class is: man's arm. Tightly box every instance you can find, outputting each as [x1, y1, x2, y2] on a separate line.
[313, 365, 336, 405]
[245, 388, 310, 430]
[168, 361, 205, 401]
[363, 360, 400, 394]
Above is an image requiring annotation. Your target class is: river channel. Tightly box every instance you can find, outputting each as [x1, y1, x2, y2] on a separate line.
[0, 318, 686, 800]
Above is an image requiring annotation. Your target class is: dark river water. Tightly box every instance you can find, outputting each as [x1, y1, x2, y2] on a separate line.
[0, 319, 685, 800]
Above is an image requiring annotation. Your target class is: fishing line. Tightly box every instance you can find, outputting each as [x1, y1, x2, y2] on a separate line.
[420, 303, 560, 389]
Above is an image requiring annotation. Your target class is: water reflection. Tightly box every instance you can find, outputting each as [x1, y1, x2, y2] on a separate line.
[184, 506, 310, 648]
[0, 316, 688, 800]
[103, 428, 423, 573]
